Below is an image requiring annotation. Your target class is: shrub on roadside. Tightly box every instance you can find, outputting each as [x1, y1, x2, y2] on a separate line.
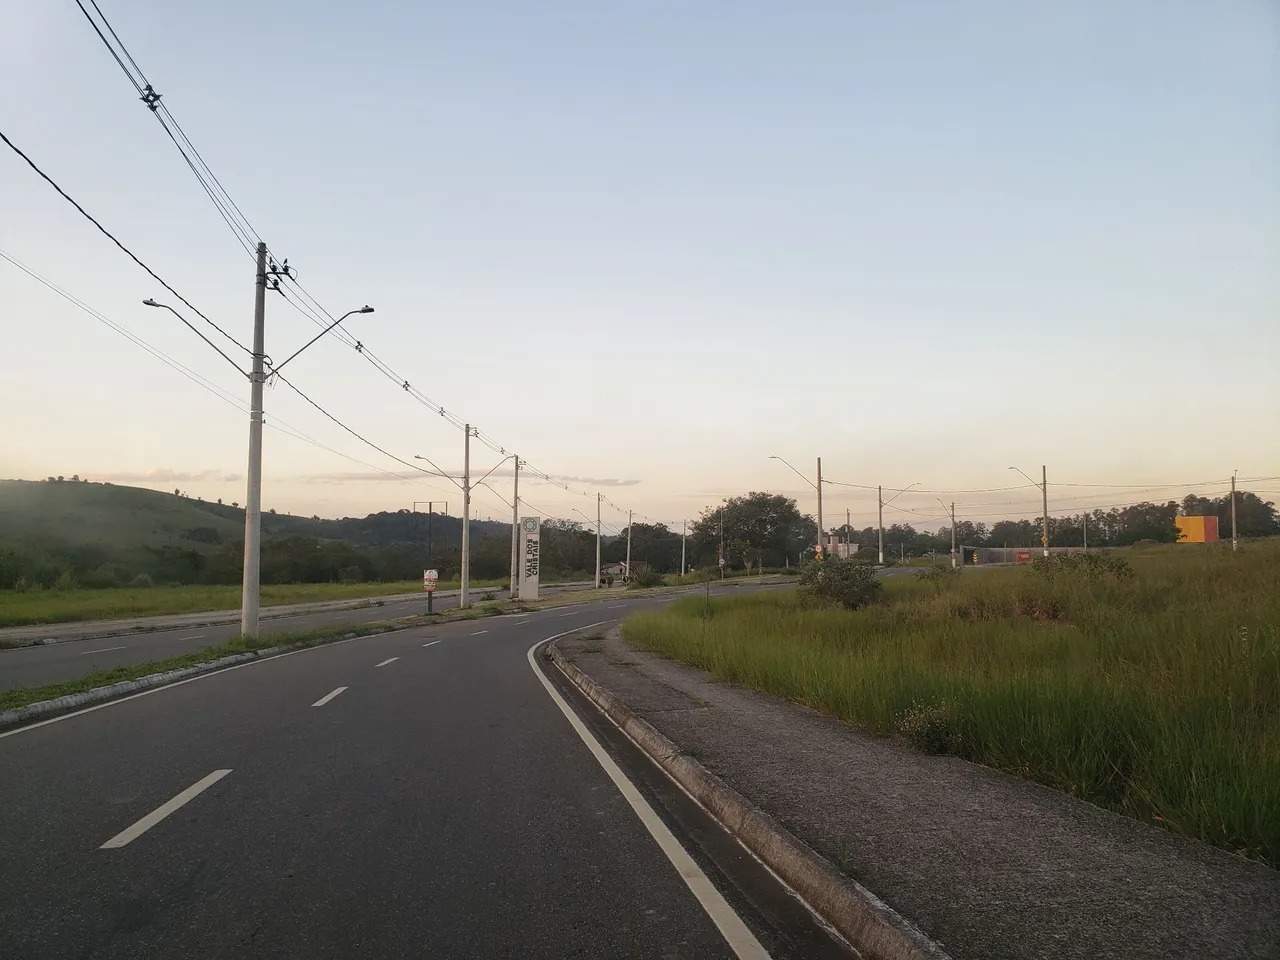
[1031, 552, 1132, 583]
[798, 557, 883, 610]
[129, 573, 154, 588]
[338, 565, 363, 584]
[896, 699, 962, 754]
[628, 567, 665, 589]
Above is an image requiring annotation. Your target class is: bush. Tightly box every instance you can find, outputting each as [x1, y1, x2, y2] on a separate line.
[798, 558, 883, 610]
[338, 565, 364, 584]
[129, 573, 154, 588]
[628, 567, 665, 589]
[54, 570, 78, 591]
[12, 575, 32, 593]
[914, 563, 958, 584]
[896, 699, 962, 754]
[1031, 552, 1132, 583]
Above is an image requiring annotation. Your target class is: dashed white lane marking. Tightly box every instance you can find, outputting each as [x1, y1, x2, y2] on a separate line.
[177, 634, 205, 640]
[374, 657, 399, 668]
[422, 640, 441, 648]
[100, 770, 232, 849]
[558, 611, 578, 618]
[470, 630, 489, 636]
[513, 619, 532, 625]
[527, 632, 769, 960]
[80, 645, 127, 655]
[312, 686, 348, 707]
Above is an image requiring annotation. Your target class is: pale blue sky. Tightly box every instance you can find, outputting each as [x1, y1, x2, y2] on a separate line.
[3, 1, 1277, 530]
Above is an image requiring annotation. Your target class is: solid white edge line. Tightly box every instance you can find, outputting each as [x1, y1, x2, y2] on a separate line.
[311, 686, 348, 707]
[374, 657, 399, 667]
[0, 633, 369, 741]
[526, 630, 770, 960]
[422, 640, 442, 648]
[100, 769, 232, 849]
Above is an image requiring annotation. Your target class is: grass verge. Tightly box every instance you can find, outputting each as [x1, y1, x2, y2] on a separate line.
[0, 578, 514, 628]
[622, 543, 1280, 867]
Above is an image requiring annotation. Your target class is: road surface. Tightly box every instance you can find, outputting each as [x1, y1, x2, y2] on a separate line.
[0, 589, 850, 959]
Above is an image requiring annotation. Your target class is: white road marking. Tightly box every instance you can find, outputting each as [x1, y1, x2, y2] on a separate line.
[311, 686, 348, 707]
[513, 619, 532, 625]
[527, 632, 768, 960]
[374, 657, 399, 668]
[177, 634, 205, 640]
[604, 603, 625, 609]
[470, 629, 488, 636]
[422, 640, 441, 648]
[558, 611, 578, 618]
[100, 769, 231, 849]
[79, 645, 127, 655]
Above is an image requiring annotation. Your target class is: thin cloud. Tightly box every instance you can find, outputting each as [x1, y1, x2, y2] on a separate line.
[99, 468, 241, 483]
[296, 469, 640, 489]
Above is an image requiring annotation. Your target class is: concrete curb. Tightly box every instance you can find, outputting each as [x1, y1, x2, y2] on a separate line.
[547, 640, 952, 960]
[0, 634, 359, 732]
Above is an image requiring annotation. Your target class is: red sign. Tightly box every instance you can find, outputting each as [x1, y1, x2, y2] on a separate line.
[423, 569, 439, 592]
[1016, 551, 1031, 563]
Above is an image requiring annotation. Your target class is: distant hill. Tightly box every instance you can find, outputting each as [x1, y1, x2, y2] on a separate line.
[0, 478, 507, 587]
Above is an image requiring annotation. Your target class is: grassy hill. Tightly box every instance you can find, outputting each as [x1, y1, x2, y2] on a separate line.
[0, 478, 506, 588]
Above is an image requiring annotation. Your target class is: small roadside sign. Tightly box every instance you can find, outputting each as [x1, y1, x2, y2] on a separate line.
[423, 569, 439, 592]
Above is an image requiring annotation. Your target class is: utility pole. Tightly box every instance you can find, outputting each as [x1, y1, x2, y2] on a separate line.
[595, 493, 603, 588]
[950, 501, 958, 570]
[240, 242, 268, 638]
[1083, 512, 1088, 552]
[845, 508, 851, 559]
[460, 424, 472, 608]
[719, 507, 725, 580]
[877, 485, 884, 565]
[1041, 464, 1049, 558]
[680, 519, 687, 576]
[816, 456, 824, 559]
[1231, 470, 1238, 551]
[509, 456, 520, 596]
[625, 509, 632, 580]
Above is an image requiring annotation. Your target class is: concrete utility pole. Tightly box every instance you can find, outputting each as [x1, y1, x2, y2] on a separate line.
[509, 456, 520, 595]
[1010, 465, 1050, 558]
[241, 242, 268, 638]
[680, 519, 686, 575]
[816, 456, 824, 558]
[719, 507, 725, 580]
[878, 485, 884, 565]
[1041, 464, 1049, 558]
[595, 493, 603, 588]
[938, 498, 958, 570]
[846, 508, 851, 559]
[625, 509, 632, 579]
[1083, 512, 1088, 552]
[460, 424, 473, 608]
[1231, 470, 1238, 551]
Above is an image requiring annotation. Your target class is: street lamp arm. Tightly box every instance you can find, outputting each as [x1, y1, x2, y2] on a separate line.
[882, 481, 921, 506]
[768, 455, 817, 491]
[270, 305, 373, 376]
[473, 453, 514, 487]
[413, 453, 465, 491]
[142, 298, 249, 378]
[1007, 465, 1042, 489]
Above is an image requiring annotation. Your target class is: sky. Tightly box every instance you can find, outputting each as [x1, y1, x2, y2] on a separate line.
[3, 0, 1277, 534]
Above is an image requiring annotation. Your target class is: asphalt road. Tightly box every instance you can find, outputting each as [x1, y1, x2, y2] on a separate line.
[0, 588, 849, 959]
[0, 584, 595, 692]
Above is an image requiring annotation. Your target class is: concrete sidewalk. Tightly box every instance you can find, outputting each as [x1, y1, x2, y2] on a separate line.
[558, 629, 1280, 960]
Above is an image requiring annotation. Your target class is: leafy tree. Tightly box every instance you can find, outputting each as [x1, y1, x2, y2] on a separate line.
[689, 492, 816, 569]
[799, 558, 883, 609]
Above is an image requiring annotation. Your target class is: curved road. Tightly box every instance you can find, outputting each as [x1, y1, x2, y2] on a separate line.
[0, 588, 851, 959]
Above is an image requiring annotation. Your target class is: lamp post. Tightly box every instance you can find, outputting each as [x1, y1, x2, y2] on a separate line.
[878, 483, 921, 564]
[769, 455, 823, 559]
[143, 285, 373, 639]
[1010, 465, 1049, 557]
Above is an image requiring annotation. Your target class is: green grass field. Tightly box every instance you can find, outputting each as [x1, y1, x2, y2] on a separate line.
[623, 542, 1280, 866]
[0, 578, 511, 628]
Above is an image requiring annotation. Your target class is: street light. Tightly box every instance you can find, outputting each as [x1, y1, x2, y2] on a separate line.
[1009, 465, 1049, 557]
[937, 498, 958, 570]
[877, 482, 920, 565]
[270, 305, 373, 376]
[768, 454, 823, 559]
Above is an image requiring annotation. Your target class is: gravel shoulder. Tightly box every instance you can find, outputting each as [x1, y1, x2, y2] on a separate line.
[557, 628, 1280, 960]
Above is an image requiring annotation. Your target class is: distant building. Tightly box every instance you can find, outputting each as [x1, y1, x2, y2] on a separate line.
[602, 560, 649, 577]
[822, 534, 857, 558]
[1176, 515, 1219, 543]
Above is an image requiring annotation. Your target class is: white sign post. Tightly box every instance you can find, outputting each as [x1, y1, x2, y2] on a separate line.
[519, 517, 541, 601]
[423, 568, 439, 613]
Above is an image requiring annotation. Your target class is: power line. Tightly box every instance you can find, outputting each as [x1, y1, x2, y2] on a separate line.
[0, 128, 252, 364]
